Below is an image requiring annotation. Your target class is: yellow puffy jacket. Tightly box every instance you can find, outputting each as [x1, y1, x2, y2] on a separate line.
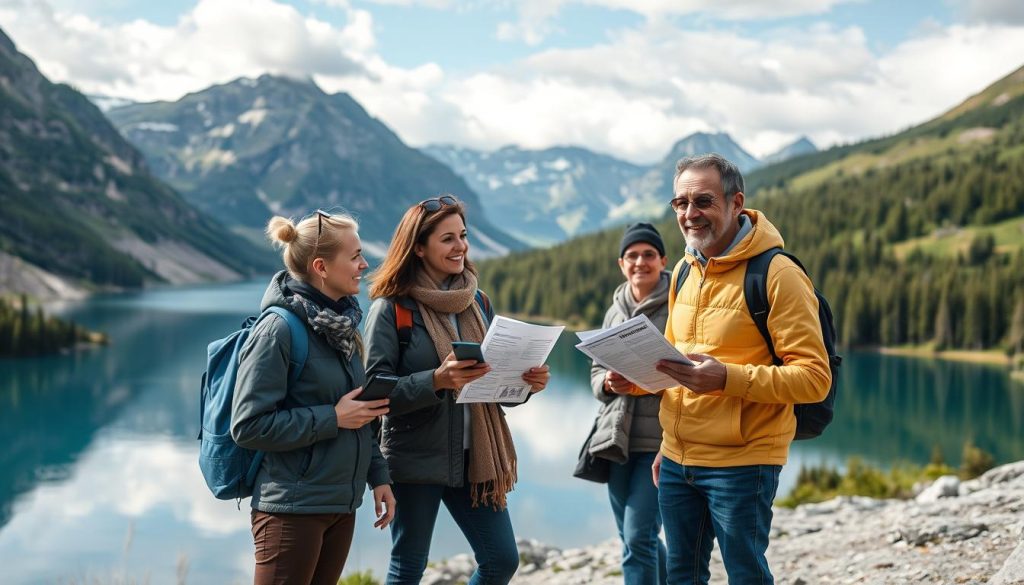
[660, 210, 831, 467]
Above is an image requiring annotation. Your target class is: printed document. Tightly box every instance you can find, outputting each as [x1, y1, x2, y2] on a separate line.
[575, 314, 694, 392]
[457, 316, 565, 404]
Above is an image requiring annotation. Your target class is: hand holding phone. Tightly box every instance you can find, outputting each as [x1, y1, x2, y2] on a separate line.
[451, 341, 486, 363]
[357, 373, 400, 401]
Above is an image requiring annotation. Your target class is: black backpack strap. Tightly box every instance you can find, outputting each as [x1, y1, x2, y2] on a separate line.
[744, 247, 787, 366]
[672, 261, 692, 299]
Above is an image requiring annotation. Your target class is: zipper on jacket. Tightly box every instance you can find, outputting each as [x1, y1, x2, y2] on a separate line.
[449, 393, 457, 486]
[351, 429, 362, 509]
[678, 261, 707, 460]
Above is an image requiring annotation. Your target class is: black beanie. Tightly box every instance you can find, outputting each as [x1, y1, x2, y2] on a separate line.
[619, 222, 665, 258]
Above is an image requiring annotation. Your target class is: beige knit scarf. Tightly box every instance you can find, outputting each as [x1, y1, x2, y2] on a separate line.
[408, 270, 518, 509]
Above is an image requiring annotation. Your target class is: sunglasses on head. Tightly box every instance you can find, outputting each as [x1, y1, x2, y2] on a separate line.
[312, 209, 332, 259]
[419, 195, 458, 212]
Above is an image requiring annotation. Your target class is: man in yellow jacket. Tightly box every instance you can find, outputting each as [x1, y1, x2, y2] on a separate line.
[652, 153, 831, 584]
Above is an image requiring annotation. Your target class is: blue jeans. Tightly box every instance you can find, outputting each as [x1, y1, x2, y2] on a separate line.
[607, 452, 667, 585]
[386, 481, 519, 585]
[658, 458, 781, 585]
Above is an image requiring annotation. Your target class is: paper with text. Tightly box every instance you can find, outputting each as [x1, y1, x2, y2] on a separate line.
[457, 316, 565, 404]
[574, 314, 694, 392]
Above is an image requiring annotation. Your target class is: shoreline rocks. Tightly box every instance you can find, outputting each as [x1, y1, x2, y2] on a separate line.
[421, 461, 1024, 585]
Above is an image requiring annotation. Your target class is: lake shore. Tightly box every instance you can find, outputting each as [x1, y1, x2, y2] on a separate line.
[420, 461, 1024, 585]
[876, 345, 1012, 367]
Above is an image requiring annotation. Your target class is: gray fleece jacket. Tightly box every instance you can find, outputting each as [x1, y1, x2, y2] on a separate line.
[588, 271, 670, 462]
[231, 272, 390, 514]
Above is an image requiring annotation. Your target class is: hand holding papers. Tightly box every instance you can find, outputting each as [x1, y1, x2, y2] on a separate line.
[574, 314, 693, 392]
[457, 316, 564, 404]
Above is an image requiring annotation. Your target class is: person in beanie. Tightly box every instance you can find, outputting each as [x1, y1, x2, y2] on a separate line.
[586, 221, 670, 585]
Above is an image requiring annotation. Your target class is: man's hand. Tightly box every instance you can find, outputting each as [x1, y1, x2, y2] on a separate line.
[655, 353, 727, 394]
[652, 451, 663, 487]
[433, 351, 491, 390]
[372, 484, 396, 529]
[604, 371, 634, 395]
[335, 388, 389, 429]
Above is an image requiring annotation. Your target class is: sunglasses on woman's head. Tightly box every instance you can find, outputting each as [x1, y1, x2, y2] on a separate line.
[419, 195, 458, 212]
[312, 209, 332, 259]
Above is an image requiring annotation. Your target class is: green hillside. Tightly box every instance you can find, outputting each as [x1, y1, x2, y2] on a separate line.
[479, 64, 1024, 355]
[0, 28, 275, 293]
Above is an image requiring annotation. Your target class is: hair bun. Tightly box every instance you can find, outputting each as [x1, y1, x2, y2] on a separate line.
[266, 216, 298, 245]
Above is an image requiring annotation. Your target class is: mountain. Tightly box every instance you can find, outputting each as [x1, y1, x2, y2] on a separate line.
[760, 136, 817, 166]
[423, 144, 647, 246]
[478, 63, 1024, 354]
[0, 28, 273, 298]
[87, 94, 136, 112]
[615, 132, 761, 219]
[107, 75, 524, 258]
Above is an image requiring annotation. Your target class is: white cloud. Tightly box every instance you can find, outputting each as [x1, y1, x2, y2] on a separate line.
[0, 0, 373, 101]
[495, 0, 857, 44]
[2, 0, 1023, 164]
[960, 0, 1024, 24]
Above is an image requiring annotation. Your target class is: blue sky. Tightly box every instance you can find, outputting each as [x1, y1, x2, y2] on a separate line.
[1, 0, 1022, 162]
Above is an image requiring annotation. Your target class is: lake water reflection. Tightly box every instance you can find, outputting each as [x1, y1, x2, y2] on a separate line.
[1, 280, 1021, 583]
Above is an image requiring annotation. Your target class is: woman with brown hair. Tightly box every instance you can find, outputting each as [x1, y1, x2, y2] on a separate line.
[232, 210, 395, 585]
[363, 195, 550, 585]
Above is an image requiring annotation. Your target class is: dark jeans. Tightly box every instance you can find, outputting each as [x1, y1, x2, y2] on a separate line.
[250, 510, 355, 585]
[386, 481, 519, 585]
[658, 458, 781, 585]
[607, 451, 667, 585]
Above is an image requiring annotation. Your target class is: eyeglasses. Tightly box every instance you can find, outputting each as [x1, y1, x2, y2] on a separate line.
[669, 195, 716, 214]
[419, 195, 458, 212]
[312, 209, 331, 260]
[623, 250, 661, 264]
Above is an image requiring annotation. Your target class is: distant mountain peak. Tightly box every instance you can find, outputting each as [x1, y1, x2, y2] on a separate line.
[761, 136, 818, 166]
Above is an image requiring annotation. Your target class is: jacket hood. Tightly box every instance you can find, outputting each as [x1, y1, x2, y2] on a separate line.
[260, 270, 296, 312]
[685, 209, 785, 270]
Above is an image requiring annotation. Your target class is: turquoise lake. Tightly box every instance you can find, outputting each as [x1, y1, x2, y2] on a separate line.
[1, 279, 1022, 583]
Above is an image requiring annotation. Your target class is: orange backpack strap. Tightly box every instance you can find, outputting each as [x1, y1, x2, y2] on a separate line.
[394, 301, 413, 348]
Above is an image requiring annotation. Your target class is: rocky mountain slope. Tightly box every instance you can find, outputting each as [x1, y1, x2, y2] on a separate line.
[108, 75, 524, 258]
[0, 28, 273, 298]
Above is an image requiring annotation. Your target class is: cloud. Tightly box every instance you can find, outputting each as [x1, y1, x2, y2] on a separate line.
[960, 0, 1024, 24]
[3, 0, 1023, 164]
[494, 0, 857, 45]
[0, 0, 372, 101]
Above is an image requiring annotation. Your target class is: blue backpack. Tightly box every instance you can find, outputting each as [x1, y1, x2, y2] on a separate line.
[198, 307, 308, 500]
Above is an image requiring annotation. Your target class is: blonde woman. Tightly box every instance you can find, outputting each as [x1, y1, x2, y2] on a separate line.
[232, 210, 395, 585]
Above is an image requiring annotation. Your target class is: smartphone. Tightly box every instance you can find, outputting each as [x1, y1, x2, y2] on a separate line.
[451, 341, 486, 363]
[358, 373, 399, 401]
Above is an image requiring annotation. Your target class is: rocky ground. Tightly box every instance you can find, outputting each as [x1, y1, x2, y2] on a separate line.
[421, 461, 1024, 584]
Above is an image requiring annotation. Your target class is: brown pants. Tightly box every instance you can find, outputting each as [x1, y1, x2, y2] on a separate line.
[251, 510, 356, 585]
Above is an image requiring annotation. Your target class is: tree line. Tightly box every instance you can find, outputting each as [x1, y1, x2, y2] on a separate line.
[0, 295, 98, 357]
[478, 107, 1024, 358]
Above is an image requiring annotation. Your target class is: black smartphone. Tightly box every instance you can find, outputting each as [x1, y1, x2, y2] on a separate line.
[451, 341, 486, 363]
[358, 373, 399, 401]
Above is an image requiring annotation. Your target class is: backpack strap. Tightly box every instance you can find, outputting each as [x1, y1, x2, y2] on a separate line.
[263, 307, 308, 386]
[744, 247, 808, 367]
[393, 290, 492, 350]
[394, 301, 414, 349]
[475, 290, 492, 328]
[670, 258, 692, 306]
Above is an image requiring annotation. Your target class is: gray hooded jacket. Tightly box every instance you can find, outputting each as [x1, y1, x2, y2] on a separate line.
[231, 272, 390, 514]
[588, 271, 670, 462]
